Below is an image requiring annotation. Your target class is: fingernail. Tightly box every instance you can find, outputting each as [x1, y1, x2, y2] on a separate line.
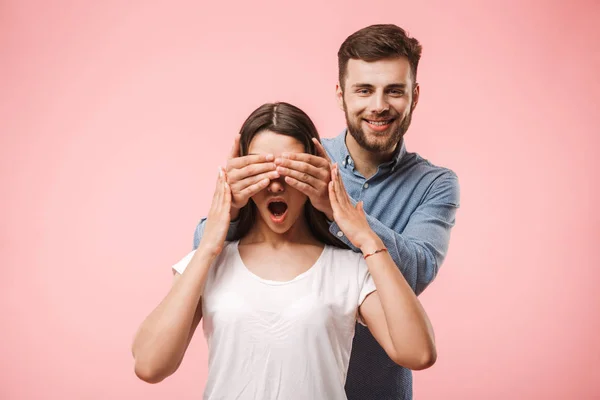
[219, 167, 223, 177]
[265, 154, 274, 161]
[274, 158, 281, 164]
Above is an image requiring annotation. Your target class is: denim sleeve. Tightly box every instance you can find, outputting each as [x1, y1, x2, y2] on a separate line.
[329, 172, 460, 295]
[192, 218, 241, 250]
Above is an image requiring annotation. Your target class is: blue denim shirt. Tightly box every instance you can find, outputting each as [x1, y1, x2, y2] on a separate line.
[193, 130, 460, 400]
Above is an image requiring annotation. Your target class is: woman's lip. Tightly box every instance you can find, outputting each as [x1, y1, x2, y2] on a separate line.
[267, 197, 287, 205]
[269, 208, 288, 224]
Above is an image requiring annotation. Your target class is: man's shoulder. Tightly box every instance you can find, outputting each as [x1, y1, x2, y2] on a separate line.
[402, 151, 460, 205]
[321, 134, 343, 160]
[403, 151, 458, 183]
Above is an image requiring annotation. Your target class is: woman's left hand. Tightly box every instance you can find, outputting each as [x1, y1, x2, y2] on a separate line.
[328, 163, 381, 252]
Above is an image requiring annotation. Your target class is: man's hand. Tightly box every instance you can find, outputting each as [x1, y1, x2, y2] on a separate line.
[274, 138, 334, 220]
[225, 135, 280, 220]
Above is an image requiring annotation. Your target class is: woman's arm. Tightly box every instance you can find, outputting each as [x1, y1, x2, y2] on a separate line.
[132, 168, 232, 383]
[358, 237, 436, 370]
[328, 164, 436, 370]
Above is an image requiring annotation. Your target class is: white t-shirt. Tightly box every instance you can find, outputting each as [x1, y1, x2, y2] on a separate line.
[172, 240, 377, 400]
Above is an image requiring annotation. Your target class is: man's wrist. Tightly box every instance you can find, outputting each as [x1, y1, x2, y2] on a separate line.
[321, 205, 334, 222]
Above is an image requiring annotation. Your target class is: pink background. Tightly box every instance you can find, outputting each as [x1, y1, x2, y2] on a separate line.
[2, 0, 599, 398]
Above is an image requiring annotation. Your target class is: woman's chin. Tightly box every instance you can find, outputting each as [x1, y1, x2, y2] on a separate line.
[267, 220, 293, 234]
[260, 211, 298, 235]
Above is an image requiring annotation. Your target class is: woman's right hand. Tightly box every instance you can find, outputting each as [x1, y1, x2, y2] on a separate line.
[199, 167, 232, 257]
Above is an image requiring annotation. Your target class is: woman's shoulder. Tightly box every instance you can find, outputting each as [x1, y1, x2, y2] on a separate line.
[214, 240, 238, 263]
[320, 246, 369, 289]
[324, 245, 364, 267]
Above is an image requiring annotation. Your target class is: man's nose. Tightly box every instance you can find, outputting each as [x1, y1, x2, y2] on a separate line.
[370, 93, 390, 114]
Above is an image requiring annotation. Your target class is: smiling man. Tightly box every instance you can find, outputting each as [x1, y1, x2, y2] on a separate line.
[192, 24, 460, 400]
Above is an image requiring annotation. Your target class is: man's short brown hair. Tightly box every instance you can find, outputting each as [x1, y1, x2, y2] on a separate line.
[338, 24, 422, 89]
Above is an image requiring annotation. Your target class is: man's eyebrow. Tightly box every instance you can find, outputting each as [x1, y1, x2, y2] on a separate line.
[351, 83, 408, 89]
[351, 83, 374, 89]
[386, 83, 407, 89]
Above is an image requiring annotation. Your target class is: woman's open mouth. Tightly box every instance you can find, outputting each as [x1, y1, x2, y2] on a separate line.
[267, 199, 289, 224]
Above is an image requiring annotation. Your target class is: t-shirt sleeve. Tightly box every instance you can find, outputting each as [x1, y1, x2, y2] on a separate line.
[171, 249, 197, 275]
[357, 256, 377, 326]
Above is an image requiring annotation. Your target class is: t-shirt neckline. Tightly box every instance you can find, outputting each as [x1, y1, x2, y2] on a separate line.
[233, 240, 328, 286]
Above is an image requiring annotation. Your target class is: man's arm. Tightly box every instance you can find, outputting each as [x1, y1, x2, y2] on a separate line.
[329, 172, 460, 295]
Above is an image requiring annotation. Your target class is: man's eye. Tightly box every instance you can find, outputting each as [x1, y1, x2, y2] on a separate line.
[357, 89, 370, 95]
[390, 90, 404, 96]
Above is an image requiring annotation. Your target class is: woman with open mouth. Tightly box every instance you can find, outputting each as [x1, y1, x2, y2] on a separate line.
[132, 102, 436, 399]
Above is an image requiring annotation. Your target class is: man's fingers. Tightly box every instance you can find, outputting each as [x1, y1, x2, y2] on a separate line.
[230, 162, 277, 182]
[312, 138, 332, 163]
[276, 166, 323, 191]
[238, 178, 271, 198]
[228, 135, 241, 160]
[277, 152, 330, 169]
[232, 171, 279, 192]
[227, 154, 275, 170]
[275, 158, 329, 182]
[284, 176, 319, 197]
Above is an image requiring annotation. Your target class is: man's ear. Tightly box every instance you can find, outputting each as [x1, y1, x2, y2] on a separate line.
[411, 83, 420, 111]
[335, 82, 345, 111]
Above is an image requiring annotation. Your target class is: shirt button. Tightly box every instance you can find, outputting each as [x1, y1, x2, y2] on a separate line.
[336, 231, 344, 237]
[363, 183, 369, 189]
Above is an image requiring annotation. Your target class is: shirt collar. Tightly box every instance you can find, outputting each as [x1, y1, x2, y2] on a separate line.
[334, 129, 407, 171]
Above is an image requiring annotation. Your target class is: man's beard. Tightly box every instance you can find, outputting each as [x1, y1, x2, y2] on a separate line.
[344, 102, 413, 153]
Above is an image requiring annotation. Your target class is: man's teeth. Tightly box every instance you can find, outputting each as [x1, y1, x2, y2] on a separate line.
[367, 120, 391, 126]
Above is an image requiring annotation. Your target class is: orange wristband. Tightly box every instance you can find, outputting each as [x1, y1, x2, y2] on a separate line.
[363, 248, 388, 259]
